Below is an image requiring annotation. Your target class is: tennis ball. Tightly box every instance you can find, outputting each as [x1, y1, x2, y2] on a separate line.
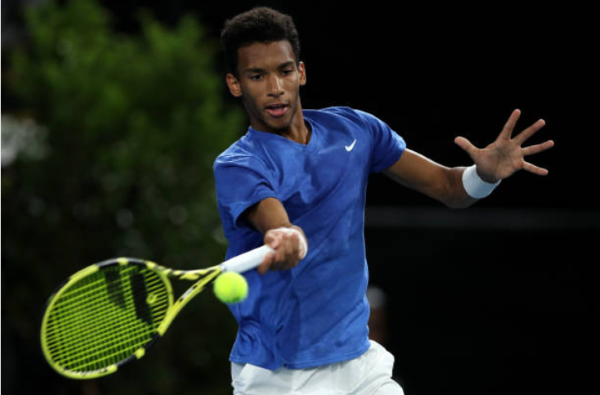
[213, 272, 248, 304]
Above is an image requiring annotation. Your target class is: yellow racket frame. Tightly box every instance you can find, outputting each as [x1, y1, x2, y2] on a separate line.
[40, 258, 220, 379]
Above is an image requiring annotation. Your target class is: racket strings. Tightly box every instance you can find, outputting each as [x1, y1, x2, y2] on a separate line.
[46, 292, 169, 368]
[44, 274, 167, 337]
[46, 267, 166, 371]
[43, 264, 170, 373]
[45, 294, 169, 352]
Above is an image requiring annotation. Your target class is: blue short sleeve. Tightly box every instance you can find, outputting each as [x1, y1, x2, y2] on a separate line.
[214, 107, 406, 370]
[356, 110, 406, 173]
[213, 154, 278, 229]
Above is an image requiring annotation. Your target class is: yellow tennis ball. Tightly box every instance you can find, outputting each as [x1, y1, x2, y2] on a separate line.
[213, 272, 248, 304]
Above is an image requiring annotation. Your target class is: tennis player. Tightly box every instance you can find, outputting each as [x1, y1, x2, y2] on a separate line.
[213, 7, 553, 394]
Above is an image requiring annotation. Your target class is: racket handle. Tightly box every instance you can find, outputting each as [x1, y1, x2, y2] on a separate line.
[219, 245, 274, 273]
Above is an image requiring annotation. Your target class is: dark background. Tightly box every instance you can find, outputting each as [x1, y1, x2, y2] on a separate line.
[3, 1, 598, 394]
[95, 0, 595, 208]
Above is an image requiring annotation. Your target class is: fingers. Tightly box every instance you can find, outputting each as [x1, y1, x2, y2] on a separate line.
[499, 109, 522, 140]
[258, 248, 294, 274]
[521, 139, 554, 156]
[264, 231, 281, 249]
[259, 228, 303, 275]
[522, 161, 549, 176]
[258, 253, 274, 275]
[514, 117, 552, 176]
[514, 118, 546, 146]
[456, 110, 552, 180]
[271, 234, 295, 269]
[454, 136, 478, 159]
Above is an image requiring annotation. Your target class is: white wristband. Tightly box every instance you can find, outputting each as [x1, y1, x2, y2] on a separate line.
[462, 165, 501, 199]
[275, 227, 308, 259]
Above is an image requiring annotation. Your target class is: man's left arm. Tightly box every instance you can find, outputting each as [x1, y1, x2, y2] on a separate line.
[383, 109, 554, 208]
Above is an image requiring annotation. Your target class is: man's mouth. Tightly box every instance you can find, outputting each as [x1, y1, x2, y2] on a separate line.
[265, 103, 289, 118]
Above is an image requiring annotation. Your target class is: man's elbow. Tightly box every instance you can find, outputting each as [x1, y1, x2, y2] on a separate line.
[439, 182, 478, 209]
[438, 169, 479, 209]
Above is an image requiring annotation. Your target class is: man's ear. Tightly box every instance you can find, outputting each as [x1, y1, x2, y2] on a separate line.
[298, 61, 307, 86]
[226, 73, 243, 98]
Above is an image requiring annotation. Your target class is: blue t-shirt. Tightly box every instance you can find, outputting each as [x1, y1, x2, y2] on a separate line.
[213, 106, 406, 370]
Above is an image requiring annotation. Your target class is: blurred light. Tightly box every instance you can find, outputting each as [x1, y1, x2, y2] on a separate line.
[102, 173, 121, 192]
[116, 208, 134, 228]
[212, 225, 227, 245]
[1, 115, 49, 166]
[28, 197, 46, 217]
[366, 285, 387, 310]
[168, 205, 188, 225]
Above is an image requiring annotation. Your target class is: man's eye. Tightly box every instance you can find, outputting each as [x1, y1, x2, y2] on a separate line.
[282, 69, 293, 75]
[250, 75, 263, 81]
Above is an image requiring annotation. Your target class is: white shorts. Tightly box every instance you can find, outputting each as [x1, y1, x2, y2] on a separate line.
[230, 340, 404, 395]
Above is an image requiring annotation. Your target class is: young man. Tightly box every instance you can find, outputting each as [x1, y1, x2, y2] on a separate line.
[214, 7, 553, 394]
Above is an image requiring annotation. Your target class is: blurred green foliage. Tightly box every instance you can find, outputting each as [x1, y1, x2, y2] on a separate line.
[3, 0, 245, 393]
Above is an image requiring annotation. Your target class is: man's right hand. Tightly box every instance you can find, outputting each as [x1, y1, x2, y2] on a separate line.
[258, 226, 307, 274]
[244, 197, 308, 275]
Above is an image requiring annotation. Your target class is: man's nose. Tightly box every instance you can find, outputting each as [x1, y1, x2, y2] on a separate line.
[267, 75, 283, 96]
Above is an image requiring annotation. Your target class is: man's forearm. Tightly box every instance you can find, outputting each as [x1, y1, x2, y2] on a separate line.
[441, 167, 479, 209]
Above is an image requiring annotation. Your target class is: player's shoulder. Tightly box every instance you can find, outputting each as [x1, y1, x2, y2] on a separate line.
[213, 134, 266, 172]
[305, 106, 361, 121]
[304, 106, 379, 128]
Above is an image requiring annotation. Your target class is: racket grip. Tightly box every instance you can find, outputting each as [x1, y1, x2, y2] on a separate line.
[219, 245, 274, 273]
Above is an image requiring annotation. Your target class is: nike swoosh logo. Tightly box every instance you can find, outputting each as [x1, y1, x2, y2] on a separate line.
[345, 139, 357, 152]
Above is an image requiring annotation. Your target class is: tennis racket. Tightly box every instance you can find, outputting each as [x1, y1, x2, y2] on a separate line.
[40, 245, 272, 379]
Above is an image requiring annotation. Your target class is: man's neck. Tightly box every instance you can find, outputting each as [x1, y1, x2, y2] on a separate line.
[279, 111, 310, 145]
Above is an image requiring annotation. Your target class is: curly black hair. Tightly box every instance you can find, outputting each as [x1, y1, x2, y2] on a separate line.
[221, 7, 301, 77]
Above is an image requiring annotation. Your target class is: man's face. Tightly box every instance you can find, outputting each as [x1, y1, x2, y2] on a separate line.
[226, 40, 306, 134]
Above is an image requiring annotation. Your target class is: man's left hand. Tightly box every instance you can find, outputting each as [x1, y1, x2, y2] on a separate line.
[454, 109, 555, 183]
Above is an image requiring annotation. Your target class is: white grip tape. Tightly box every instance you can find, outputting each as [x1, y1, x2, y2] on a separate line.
[462, 165, 501, 199]
[219, 245, 274, 273]
[275, 227, 308, 259]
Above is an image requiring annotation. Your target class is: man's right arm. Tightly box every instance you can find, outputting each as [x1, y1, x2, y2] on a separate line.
[244, 197, 308, 274]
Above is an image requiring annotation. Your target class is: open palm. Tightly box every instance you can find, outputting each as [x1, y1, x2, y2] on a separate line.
[454, 109, 554, 183]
